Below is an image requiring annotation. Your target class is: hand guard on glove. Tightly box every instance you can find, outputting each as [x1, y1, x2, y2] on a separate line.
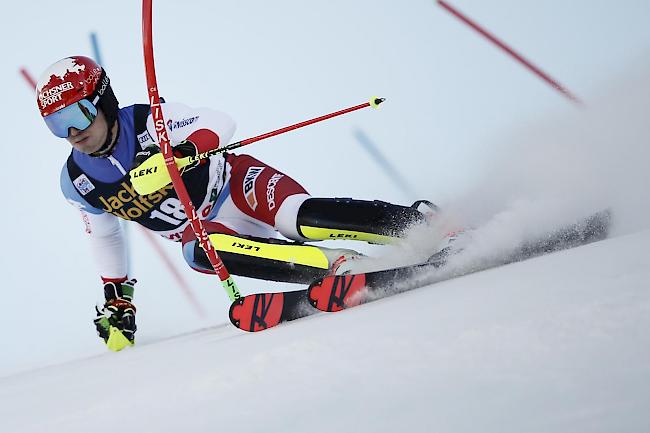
[133, 140, 201, 174]
[133, 145, 161, 169]
[94, 279, 137, 350]
[130, 141, 207, 195]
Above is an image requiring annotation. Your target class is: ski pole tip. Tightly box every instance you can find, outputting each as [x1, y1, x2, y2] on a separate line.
[370, 97, 385, 108]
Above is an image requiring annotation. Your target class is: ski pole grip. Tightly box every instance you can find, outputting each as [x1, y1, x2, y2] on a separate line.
[370, 97, 385, 108]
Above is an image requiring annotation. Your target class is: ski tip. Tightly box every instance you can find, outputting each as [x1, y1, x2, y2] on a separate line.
[370, 96, 385, 108]
[229, 292, 285, 332]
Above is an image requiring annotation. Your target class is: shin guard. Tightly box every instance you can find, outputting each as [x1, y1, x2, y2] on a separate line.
[296, 198, 427, 244]
[187, 233, 358, 284]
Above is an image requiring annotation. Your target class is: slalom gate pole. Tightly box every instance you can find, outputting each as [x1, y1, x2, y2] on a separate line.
[142, 0, 240, 301]
[353, 128, 418, 200]
[90, 32, 104, 66]
[436, 0, 582, 105]
[139, 228, 207, 317]
[19, 68, 36, 88]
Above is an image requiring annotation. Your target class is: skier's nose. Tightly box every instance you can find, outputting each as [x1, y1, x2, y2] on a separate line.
[68, 127, 80, 137]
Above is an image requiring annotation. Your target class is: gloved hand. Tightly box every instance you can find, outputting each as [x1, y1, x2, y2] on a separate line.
[173, 140, 203, 173]
[133, 141, 201, 172]
[133, 144, 161, 168]
[94, 279, 137, 351]
[130, 141, 203, 195]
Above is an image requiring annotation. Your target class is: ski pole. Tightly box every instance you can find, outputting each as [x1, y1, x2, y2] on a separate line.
[143, 0, 240, 301]
[131, 97, 385, 195]
[218, 97, 385, 155]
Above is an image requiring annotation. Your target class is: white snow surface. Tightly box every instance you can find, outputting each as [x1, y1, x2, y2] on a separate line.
[1, 228, 649, 433]
[3, 2, 650, 432]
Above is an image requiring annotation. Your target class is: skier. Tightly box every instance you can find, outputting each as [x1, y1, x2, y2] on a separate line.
[37, 56, 443, 349]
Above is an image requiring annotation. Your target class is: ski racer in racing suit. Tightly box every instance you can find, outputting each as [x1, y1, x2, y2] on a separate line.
[37, 56, 440, 350]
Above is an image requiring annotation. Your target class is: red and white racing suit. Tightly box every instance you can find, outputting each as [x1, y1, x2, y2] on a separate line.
[61, 102, 311, 282]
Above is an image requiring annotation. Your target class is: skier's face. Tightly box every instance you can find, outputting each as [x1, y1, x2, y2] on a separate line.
[66, 108, 109, 154]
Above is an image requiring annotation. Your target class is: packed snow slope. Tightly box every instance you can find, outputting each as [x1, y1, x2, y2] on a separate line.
[3, 0, 650, 380]
[1, 228, 648, 433]
[3, 3, 650, 432]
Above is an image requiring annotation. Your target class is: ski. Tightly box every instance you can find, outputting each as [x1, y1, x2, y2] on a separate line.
[230, 209, 611, 331]
[307, 260, 444, 312]
[308, 209, 611, 312]
[229, 288, 313, 332]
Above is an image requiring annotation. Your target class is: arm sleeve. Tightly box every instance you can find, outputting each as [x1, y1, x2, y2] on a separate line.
[83, 211, 129, 281]
[61, 165, 128, 280]
[145, 102, 236, 152]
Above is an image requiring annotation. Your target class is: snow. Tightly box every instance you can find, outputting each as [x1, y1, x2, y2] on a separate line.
[1, 229, 648, 433]
[3, 1, 650, 431]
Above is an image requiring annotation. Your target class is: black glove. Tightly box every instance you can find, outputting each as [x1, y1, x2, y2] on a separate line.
[173, 140, 202, 173]
[134, 144, 160, 168]
[133, 141, 200, 173]
[94, 279, 137, 346]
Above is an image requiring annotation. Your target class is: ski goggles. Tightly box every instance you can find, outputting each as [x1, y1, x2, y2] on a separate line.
[43, 98, 98, 138]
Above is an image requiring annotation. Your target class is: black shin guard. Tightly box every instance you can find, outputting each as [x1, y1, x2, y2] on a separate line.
[193, 244, 329, 284]
[296, 198, 427, 243]
[190, 235, 336, 284]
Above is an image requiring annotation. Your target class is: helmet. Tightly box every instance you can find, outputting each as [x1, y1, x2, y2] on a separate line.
[37, 56, 119, 139]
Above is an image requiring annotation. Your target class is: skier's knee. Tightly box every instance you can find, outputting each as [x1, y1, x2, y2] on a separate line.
[274, 193, 310, 240]
[182, 240, 214, 273]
